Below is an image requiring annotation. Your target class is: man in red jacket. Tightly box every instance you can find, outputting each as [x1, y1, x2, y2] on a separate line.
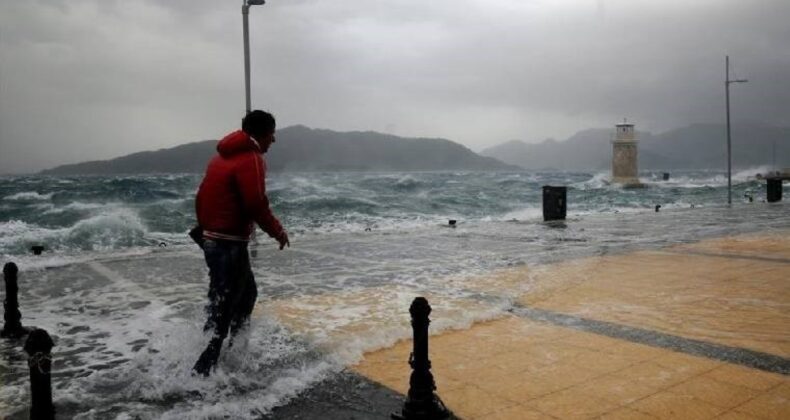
[193, 110, 289, 376]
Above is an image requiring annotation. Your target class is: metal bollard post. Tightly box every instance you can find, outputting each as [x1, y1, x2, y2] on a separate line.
[1, 262, 29, 339]
[24, 329, 55, 420]
[392, 297, 450, 420]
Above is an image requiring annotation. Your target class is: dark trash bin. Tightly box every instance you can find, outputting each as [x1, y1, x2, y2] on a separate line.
[767, 178, 782, 202]
[542, 186, 567, 221]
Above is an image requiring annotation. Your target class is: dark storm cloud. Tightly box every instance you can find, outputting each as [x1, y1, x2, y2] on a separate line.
[1, 0, 788, 173]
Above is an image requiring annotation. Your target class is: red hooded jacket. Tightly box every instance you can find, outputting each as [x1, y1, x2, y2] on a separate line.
[196, 130, 284, 242]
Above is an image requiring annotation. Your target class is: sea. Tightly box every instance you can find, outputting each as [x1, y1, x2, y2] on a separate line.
[0, 169, 788, 418]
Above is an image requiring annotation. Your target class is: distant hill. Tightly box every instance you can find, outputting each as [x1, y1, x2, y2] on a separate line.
[40, 125, 517, 175]
[481, 123, 790, 170]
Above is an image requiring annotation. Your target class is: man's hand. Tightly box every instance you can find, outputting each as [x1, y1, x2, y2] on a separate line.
[277, 231, 290, 250]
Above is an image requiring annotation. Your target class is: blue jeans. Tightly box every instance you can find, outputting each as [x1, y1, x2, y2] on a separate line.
[202, 239, 257, 342]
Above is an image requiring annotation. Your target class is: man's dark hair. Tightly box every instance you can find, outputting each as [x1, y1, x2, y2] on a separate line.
[242, 110, 276, 138]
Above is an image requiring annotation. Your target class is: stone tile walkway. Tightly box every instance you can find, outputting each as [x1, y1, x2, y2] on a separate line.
[353, 232, 790, 419]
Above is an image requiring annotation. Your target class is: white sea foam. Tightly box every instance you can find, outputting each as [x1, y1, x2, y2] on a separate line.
[0, 207, 153, 259]
[650, 166, 773, 188]
[3, 191, 54, 201]
[571, 172, 612, 190]
[41, 201, 109, 214]
[500, 207, 544, 221]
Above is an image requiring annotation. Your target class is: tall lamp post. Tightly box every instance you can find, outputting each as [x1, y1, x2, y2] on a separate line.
[725, 55, 748, 206]
[242, 0, 266, 115]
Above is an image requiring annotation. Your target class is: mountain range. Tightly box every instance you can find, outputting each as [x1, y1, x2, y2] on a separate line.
[480, 123, 789, 171]
[41, 125, 517, 175]
[40, 123, 788, 175]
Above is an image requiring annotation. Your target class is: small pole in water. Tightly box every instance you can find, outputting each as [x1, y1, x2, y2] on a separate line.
[30, 246, 44, 256]
[655, 204, 661, 212]
[24, 329, 55, 420]
[448, 220, 456, 227]
[392, 297, 450, 420]
[1, 262, 29, 339]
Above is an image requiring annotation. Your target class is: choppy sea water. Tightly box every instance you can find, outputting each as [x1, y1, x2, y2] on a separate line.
[0, 170, 788, 418]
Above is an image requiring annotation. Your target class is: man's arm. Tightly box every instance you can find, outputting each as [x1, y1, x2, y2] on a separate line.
[235, 153, 288, 247]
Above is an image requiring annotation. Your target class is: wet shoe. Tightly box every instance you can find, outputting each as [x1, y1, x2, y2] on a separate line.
[192, 339, 222, 377]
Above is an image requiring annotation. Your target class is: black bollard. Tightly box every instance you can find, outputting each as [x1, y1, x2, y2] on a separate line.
[24, 329, 55, 420]
[448, 220, 456, 227]
[30, 246, 44, 256]
[662, 172, 670, 181]
[542, 186, 567, 221]
[392, 297, 450, 420]
[1, 262, 29, 339]
[655, 204, 661, 212]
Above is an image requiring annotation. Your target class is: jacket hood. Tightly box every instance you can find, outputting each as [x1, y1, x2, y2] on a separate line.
[216, 130, 261, 157]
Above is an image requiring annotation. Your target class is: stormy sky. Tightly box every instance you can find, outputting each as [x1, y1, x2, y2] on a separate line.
[1, 0, 788, 173]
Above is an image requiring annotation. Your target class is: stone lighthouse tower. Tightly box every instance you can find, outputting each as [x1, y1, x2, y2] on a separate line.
[611, 120, 643, 187]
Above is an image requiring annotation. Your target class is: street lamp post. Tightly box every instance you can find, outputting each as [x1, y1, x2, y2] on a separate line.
[242, 0, 266, 115]
[725, 55, 748, 206]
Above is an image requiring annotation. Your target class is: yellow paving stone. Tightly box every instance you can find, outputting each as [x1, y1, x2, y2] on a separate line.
[731, 383, 790, 420]
[531, 388, 619, 420]
[716, 410, 765, 420]
[438, 358, 504, 383]
[628, 392, 727, 419]
[617, 360, 699, 389]
[525, 363, 603, 392]
[432, 371, 466, 393]
[572, 372, 661, 405]
[443, 335, 517, 359]
[525, 341, 589, 365]
[439, 384, 518, 419]
[566, 349, 637, 374]
[431, 350, 470, 371]
[476, 370, 557, 403]
[665, 376, 760, 410]
[650, 351, 722, 377]
[553, 331, 613, 350]
[775, 382, 790, 398]
[505, 319, 573, 342]
[477, 404, 557, 420]
[519, 246, 790, 357]
[598, 407, 658, 420]
[702, 365, 786, 392]
[485, 349, 554, 373]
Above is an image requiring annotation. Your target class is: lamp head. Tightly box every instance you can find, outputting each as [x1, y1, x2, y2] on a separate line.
[247, 0, 266, 5]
